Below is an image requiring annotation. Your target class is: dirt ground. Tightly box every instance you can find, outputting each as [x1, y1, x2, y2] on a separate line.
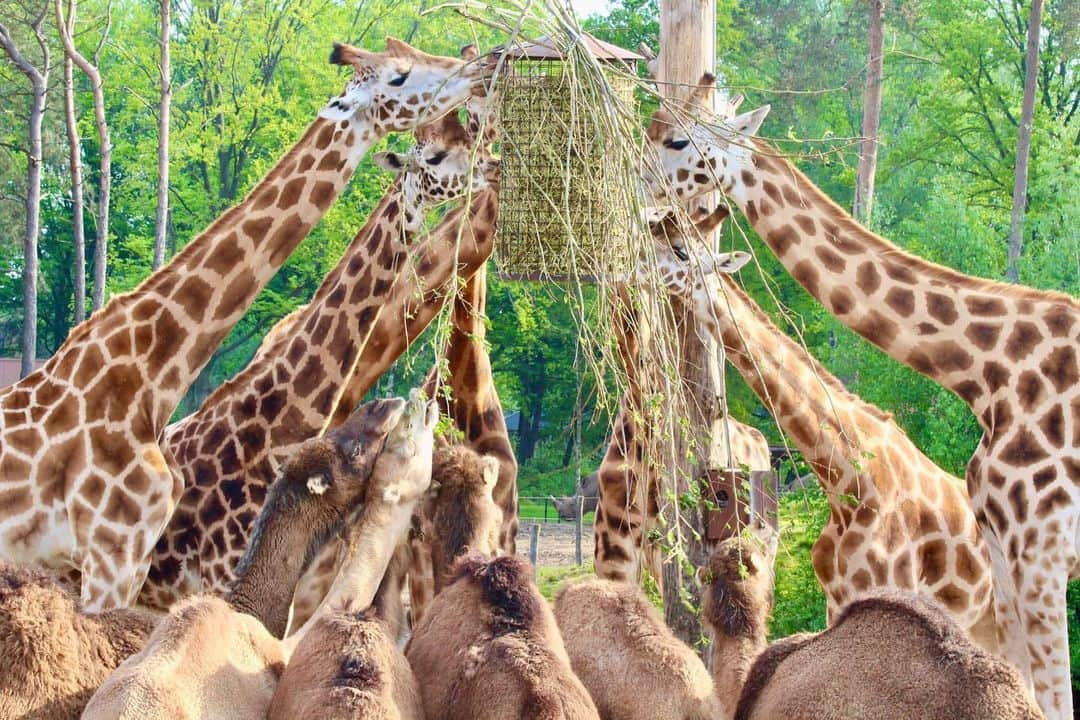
[515, 520, 594, 568]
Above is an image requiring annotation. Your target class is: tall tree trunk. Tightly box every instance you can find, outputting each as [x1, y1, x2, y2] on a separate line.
[153, 0, 171, 269]
[0, 11, 50, 377]
[1005, 0, 1043, 284]
[659, 0, 718, 655]
[56, 0, 111, 309]
[58, 0, 86, 324]
[853, 0, 885, 224]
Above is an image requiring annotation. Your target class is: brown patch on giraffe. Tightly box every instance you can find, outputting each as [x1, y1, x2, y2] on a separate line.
[1007, 483, 1028, 523]
[918, 540, 947, 587]
[315, 122, 335, 150]
[917, 323, 938, 335]
[74, 344, 106, 387]
[790, 261, 820, 296]
[792, 214, 815, 234]
[935, 584, 968, 613]
[740, 169, 756, 187]
[855, 262, 881, 295]
[43, 401, 78, 437]
[1003, 321, 1042, 361]
[999, 427, 1050, 465]
[253, 185, 279, 210]
[277, 177, 307, 211]
[781, 184, 808, 209]
[1015, 371, 1046, 412]
[125, 470, 152, 495]
[930, 341, 974, 373]
[317, 151, 342, 172]
[1037, 404, 1065, 449]
[829, 288, 855, 316]
[764, 226, 799, 257]
[1043, 305, 1076, 337]
[925, 293, 958, 325]
[1031, 465, 1056, 491]
[105, 486, 143, 526]
[294, 356, 324, 398]
[176, 276, 214, 324]
[241, 216, 274, 244]
[884, 288, 915, 318]
[882, 261, 916, 285]
[215, 269, 256, 321]
[964, 295, 1007, 317]
[964, 322, 1002, 351]
[296, 154, 316, 173]
[147, 313, 184, 383]
[1038, 345, 1078, 393]
[762, 181, 783, 206]
[744, 200, 758, 224]
[1035, 487, 1069, 519]
[982, 362, 1010, 393]
[104, 327, 133, 358]
[310, 180, 337, 211]
[814, 246, 846, 273]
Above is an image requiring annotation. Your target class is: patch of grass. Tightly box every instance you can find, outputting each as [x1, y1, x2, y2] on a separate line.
[536, 562, 595, 602]
[770, 486, 829, 638]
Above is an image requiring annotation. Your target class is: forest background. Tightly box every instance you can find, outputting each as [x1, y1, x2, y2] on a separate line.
[1, 0, 1077, 687]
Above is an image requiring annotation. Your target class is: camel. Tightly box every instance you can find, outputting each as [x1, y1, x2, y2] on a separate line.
[269, 606, 423, 720]
[0, 562, 158, 719]
[83, 393, 434, 720]
[406, 553, 600, 720]
[734, 590, 1044, 720]
[553, 524, 777, 720]
[420, 445, 503, 593]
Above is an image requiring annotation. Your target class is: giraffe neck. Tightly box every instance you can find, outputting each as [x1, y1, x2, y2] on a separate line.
[174, 185, 410, 460]
[728, 141, 1075, 420]
[702, 276, 892, 500]
[63, 117, 368, 433]
[328, 190, 500, 428]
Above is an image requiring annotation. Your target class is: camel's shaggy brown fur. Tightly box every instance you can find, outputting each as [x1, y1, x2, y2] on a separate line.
[555, 577, 720, 720]
[406, 554, 599, 719]
[735, 589, 1044, 720]
[422, 445, 502, 592]
[0, 561, 157, 719]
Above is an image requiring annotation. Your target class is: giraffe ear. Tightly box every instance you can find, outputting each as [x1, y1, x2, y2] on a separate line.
[320, 85, 373, 121]
[727, 104, 770, 138]
[373, 151, 412, 174]
[709, 251, 752, 275]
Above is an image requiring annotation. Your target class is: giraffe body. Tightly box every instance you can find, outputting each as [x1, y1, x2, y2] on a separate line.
[646, 92, 1079, 716]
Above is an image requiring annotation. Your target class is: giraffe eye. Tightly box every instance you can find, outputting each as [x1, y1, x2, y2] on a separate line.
[389, 70, 410, 87]
[666, 139, 690, 151]
[427, 151, 448, 166]
[673, 246, 690, 262]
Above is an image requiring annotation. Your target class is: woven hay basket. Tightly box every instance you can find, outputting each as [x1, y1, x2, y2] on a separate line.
[494, 34, 642, 280]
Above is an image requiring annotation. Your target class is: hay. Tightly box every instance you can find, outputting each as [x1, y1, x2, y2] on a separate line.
[494, 44, 639, 280]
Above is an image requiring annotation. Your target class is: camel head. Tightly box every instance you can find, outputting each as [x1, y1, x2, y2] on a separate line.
[366, 388, 439, 507]
[699, 520, 778, 641]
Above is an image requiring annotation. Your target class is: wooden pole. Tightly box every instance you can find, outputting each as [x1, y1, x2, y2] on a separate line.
[658, 0, 719, 650]
[528, 524, 541, 573]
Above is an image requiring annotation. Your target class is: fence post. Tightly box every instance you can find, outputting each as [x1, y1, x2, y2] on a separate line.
[544, 498, 548, 522]
[528, 524, 541, 574]
[574, 495, 584, 566]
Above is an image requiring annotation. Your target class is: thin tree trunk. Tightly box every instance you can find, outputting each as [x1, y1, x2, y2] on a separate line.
[56, 0, 111, 309]
[58, 0, 86, 324]
[0, 12, 50, 377]
[153, 0, 171, 269]
[1005, 0, 1043, 283]
[853, 0, 885, 224]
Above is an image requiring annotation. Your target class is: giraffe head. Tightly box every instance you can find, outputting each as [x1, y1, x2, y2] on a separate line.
[373, 111, 498, 232]
[636, 204, 751, 297]
[320, 37, 491, 135]
[643, 73, 770, 205]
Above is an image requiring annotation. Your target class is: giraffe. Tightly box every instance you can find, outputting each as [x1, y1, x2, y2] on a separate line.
[593, 210, 771, 585]
[644, 79, 1079, 717]
[648, 208, 998, 649]
[0, 37, 486, 611]
[141, 110, 494, 610]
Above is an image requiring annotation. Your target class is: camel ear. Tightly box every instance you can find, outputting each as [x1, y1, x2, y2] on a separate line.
[480, 456, 499, 490]
[695, 565, 711, 586]
[728, 105, 770, 138]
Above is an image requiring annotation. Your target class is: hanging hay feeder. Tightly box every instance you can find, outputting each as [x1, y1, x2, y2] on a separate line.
[494, 33, 643, 281]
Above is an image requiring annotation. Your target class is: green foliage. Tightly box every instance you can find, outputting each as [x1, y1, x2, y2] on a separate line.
[770, 486, 829, 638]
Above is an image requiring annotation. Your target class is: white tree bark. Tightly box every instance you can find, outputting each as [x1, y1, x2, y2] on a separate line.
[56, 0, 111, 309]
[853, 0, 885, 224]
[153, 0, 171, 269]
[1005, 0, 1043, 283]
[57, 0, 86, 323]
[0, 9, 50, 377]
